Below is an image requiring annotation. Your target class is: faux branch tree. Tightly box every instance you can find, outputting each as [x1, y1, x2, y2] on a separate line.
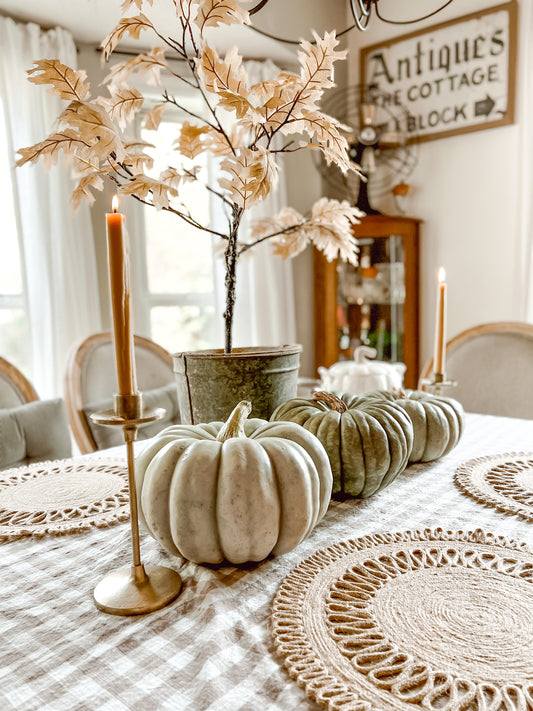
[17, 0, 362, 353]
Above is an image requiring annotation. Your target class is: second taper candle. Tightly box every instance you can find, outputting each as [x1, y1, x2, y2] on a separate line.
[433, 267, 447, 374]
[106, 196, 137, 396]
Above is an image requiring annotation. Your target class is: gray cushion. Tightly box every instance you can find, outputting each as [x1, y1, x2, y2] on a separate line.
[0, 398, 72, 470]
[84, 383, 180, 450]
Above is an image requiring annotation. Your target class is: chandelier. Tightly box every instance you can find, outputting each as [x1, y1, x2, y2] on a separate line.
[249, 0, 455, 43]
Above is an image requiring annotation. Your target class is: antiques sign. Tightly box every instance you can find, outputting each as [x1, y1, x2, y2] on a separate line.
[360, 2, 517, 143]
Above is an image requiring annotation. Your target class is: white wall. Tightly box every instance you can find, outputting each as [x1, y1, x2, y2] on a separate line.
[346, 0, 524, 371]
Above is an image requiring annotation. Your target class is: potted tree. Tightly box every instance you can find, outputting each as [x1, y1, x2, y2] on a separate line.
[17, 0, 361, 422]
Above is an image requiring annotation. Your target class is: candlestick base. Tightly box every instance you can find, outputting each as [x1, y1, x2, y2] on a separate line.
[93, 564, 183, 616]
[90, 392, 183, 616]
[90, 392, 166, 427]
[418, 371, 457, 396]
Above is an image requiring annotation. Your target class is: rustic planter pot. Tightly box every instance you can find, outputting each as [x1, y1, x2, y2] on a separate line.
[173, 345, 302, 424]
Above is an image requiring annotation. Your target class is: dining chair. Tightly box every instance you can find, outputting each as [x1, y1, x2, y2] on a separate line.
[0, 356, 39, 408]
[0, 356, 72, 469]
[64, 332, 180, 454]
[418, 321, 533, 418]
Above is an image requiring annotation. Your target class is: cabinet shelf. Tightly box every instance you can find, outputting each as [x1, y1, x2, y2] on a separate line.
[314, 214, 421, 389]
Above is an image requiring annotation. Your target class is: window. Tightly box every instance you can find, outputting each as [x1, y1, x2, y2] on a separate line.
[0, 98, 30, 374]
[139, 112, 218, 354]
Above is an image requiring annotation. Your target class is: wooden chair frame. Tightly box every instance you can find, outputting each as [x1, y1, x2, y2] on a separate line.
[64, 332, 173, 454]
[419, 321, 533, 384]
[0, 356, 39, 405]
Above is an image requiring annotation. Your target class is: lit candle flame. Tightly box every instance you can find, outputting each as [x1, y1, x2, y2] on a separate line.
[112, 195, 119, 213]
[438, 267, 446, 283]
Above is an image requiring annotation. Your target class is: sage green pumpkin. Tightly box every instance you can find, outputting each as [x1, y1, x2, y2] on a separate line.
[135, 401, 333, 565]
[270, 392, 414, 498]
[364, 389, 465, 463]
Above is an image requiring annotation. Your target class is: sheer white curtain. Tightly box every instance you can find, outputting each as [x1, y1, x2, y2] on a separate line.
[0, 18, 101, 397]
[212, 59, 297, 349]
[518, 0, 533, 320]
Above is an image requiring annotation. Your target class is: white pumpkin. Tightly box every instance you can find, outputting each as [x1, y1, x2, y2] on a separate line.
[135, 401, 333, 565]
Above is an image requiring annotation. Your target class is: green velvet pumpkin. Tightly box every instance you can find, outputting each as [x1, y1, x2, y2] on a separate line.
[135, 401, 333, 565]
[364, 389, 465, 463]
[270, 392, 414, 498]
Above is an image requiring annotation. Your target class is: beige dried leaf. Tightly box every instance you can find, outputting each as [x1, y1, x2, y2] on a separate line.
[196, 0, 251, 30]
[196, 44, 248, 98]
[248, 206, 308, 259]
[121, 138, 155, 172]
[218, 146, 276, 208]
[101, 14, 154, 60]
[119, 174, 178, 210]
[271, 225, 310, 259]
[281, 111, 352, 172]
[249, 206, 302, 240]
[27, 60, 90, 101]
[253, 75, 303, 131]
[217, 90, 253, 119]
[105, 47, 167, 87]
[16, 129, 89, 170]
[177, 121, 211, 159]
[144, 102, 167, 131]
[71, 147, 101, 177]
[306, 198, 360, 265]
[102, 86, 144, 129]
[58, 100, 122, 160]
[71, 173, 105, 210]
[121, 0, 154, 12]
[298, 31, 346, 97]
[124, 151, 154, 173]
[205, 123, 249, 156]
[250, 72, 298, 105]
[204, 127, 233, 156]
[311, 197, 363, 225]
[159, 167, 183, 190]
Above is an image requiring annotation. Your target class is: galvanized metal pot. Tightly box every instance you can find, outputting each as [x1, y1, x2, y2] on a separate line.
[173, 345, 302, 424]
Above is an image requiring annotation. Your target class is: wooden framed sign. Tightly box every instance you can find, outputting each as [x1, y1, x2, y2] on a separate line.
[360, 1, 517, 143]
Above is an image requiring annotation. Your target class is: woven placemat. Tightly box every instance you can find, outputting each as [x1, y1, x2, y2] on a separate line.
[455, 452, 533, 522]
[272, 529, 533, 711]
[0, 457, 129, 541]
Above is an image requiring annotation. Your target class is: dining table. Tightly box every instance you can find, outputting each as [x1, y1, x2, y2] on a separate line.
[1, 411, 533, 711]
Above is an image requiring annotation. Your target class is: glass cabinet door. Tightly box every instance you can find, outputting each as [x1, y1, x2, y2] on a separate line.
[336, 234, 405, 363]
[314, 215, 420, 389]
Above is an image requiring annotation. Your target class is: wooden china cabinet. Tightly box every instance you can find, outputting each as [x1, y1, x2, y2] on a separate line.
[314, 214, 421, 389]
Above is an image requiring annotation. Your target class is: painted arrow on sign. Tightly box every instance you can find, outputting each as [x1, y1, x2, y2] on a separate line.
[474, 95, 496, 117]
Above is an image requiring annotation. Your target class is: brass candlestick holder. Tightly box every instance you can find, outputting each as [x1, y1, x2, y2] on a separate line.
[418, 371, 457, 396]
[90, 392, 183, 616]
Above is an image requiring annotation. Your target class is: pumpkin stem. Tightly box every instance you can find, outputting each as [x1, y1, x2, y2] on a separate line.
[312, 391, 348, 412]
[216, 400, 252, 441]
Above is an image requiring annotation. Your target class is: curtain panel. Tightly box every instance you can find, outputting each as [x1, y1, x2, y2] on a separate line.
[0, 18, 101, 398]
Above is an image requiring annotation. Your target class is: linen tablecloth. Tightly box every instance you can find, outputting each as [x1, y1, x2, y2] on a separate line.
[2, 413, 533, 711]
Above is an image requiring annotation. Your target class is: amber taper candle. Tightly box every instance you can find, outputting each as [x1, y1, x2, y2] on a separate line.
[106, 196, 137, 395]
[433, 267, 447, 375]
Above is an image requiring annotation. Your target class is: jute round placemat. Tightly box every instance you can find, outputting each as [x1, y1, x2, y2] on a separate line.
[272, 529, 533, 711]
[455, 452, 533, 522]
[0, 457, 129, 540]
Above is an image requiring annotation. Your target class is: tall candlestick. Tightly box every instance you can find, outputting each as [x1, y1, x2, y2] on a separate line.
[433, 267, 447, 375]
[106, 196, 137, 396]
